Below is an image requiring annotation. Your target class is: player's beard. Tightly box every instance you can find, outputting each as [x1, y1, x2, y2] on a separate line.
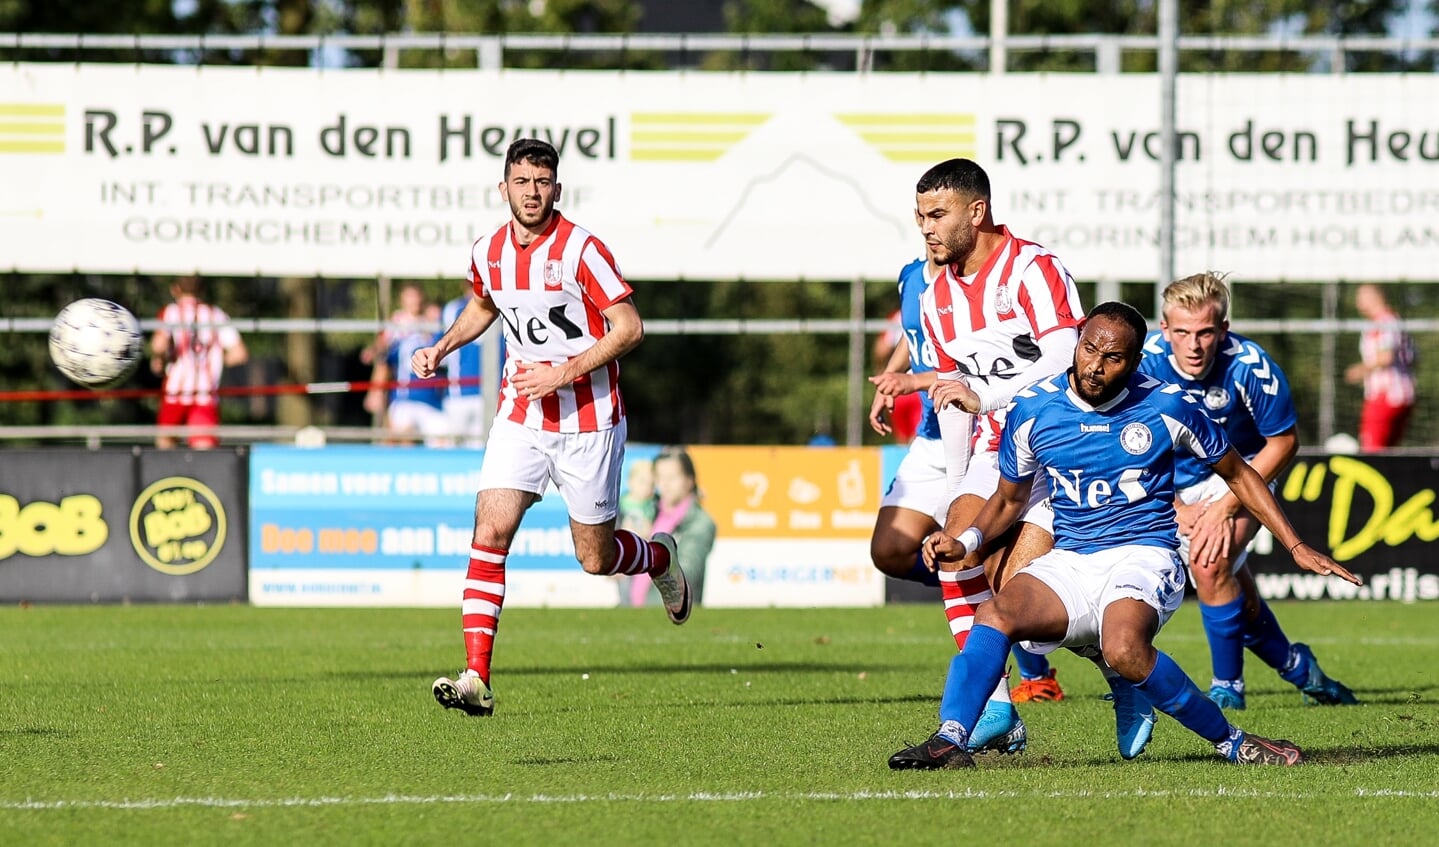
[935, 222, 977, 268]
[510, 195, 554, 228]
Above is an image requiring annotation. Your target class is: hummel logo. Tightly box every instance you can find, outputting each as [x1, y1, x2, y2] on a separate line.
[1080, 423, 1110, 433]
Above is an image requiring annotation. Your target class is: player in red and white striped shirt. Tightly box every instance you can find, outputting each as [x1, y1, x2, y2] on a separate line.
[1346, 284, 1417, 451]
[912, 159, 1128, 753]
[149, 277, 248, 449]
[412, 139, 692, 718]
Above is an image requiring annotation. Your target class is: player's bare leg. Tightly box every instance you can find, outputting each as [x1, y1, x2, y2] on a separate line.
[870, 505, 939, 582]
[572, 517, 692, 625]
[434, 488, 533, 717]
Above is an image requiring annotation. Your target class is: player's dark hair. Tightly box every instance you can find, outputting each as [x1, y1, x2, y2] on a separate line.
[504, 138, 560, 177]
[915, 158, 991, 200]
[1087, 301, 1149, 353]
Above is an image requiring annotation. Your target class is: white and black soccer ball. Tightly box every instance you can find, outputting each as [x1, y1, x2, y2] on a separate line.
[48, 298, 144, 388]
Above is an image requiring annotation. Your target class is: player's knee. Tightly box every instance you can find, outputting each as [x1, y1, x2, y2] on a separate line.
[869, 537, 916, 576]
[973, 600, 1014, 635]
[1100, 636, 1155, 679]
[576, 552, 610, 575]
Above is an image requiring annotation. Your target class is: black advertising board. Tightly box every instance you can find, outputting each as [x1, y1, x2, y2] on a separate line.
[1248, 453, 1439, 602]
[0, 448, 247, 603]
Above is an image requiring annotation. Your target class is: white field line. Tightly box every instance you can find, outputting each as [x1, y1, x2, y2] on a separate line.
[3, 787, 1437, 811]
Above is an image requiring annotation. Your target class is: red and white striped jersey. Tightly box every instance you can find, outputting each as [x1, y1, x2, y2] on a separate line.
[1360, 311, 1417, 406]
[156, 298, 242, 405]
[466, 212, 632, 433]
[920, 226, 1083, 453]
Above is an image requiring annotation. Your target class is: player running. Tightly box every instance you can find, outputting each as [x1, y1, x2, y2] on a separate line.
[413, 138, 691, 717]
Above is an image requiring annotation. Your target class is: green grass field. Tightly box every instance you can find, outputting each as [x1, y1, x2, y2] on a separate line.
[3, 601, 1437, 846]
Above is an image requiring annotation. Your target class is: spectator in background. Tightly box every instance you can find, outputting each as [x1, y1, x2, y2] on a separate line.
[150, 276, 248, 450]
[619, 458, 657, 538]
[367, 290, 446, 445]
[361, 282, 428, 366]
[1345, 284, 1417, 451]
[626, 447, 716, 608]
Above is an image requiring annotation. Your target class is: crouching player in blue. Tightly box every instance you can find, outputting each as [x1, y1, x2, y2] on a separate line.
[1140, 273, 1357, 709]
[888, 302, 1361, 769]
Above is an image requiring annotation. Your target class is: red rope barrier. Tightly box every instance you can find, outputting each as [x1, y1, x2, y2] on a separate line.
[0, 376, 482, 403]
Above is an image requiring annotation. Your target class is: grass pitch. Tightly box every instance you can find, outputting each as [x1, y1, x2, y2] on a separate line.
[2, 601, 1437, 846]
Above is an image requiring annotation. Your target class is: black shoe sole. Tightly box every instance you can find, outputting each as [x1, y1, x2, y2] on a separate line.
[433, 681, 494, 717]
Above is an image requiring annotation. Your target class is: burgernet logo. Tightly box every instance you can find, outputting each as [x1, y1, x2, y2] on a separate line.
[128, 476, 227, 576]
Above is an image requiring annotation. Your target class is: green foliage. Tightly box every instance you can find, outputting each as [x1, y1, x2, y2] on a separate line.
[1, 602, 1436, 845]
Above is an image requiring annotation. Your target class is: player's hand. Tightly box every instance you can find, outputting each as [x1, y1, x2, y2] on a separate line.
[921, 531, 969, 570]
[410, 345, 442, 379]
[930, 380, 980, 415]
[1290, 543, 1362, 586]
[868, 389, 894, 435]
[511, 361, 568, 400]
[868, 372, 914, 397]
[1173, 500, 1204, 538]
[1188, 509, 1235, 571]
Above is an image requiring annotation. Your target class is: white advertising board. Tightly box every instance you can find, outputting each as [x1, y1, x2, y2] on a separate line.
[2, 65, 1436, 281]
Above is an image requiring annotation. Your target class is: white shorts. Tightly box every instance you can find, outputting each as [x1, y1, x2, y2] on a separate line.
[953, 451, 1054, 534]
[442, 395, 488, 446]
[478, 417, 626, 524]
[387, 400, 449, 441]
[879, 436, 948, 524]
[1017, 545, 1187, 655]
[1176, 473, 1268, 574]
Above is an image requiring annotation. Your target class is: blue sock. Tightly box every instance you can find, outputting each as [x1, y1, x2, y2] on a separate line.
[1199, 596, 1246, 684]
[1010, 644, 1051, 680]
[902, 551, 941, 587]
[1243, 600, 1294, 674]
[938, 625, 1011, 739]
[1135, 651, 1232, 744]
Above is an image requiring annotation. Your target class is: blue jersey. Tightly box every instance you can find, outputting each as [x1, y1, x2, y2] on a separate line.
[897, 258, 940, 440]
[1001, 371, 1232, 554]
[386, 329, 445, 409]
[437, 295, 502, 400]
[1138, 331, 1296, 488]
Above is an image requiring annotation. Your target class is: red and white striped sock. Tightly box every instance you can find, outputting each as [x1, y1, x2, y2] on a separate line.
[939, 563, 994, 651]
[462, 545, 507, 683]
[603, 529, 671, 577]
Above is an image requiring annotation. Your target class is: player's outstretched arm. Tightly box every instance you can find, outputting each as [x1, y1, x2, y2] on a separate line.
[413, 294, 498, 379]
[1210, 449, 1362, 585]
[1188, 426, 1298, 568]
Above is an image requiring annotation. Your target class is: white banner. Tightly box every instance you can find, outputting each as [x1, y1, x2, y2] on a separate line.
[2, 65, 1436, 281]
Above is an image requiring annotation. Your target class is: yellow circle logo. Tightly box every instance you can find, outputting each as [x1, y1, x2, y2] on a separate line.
[128, 476, 227, 576]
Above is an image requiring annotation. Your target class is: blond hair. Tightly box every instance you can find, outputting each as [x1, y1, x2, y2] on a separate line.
[1162, 272, 1230, 322]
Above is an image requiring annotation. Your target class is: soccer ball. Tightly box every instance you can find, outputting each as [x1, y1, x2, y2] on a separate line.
[48, 298, 144, 388]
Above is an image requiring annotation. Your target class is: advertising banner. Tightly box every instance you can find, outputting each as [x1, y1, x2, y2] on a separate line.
[4, 65, 1437, 282]
[247, 443, 883, 608]
[689, 445, 884, 608]
[1248, 454, 1439, 602]
[0, 448, 248, 603]
[247, 444, 611, 607]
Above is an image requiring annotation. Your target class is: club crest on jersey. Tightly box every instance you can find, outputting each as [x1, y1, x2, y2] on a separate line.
[543, 260, 564, 290]
[1204, 386, 1230, 410]
[1120, 422, 1153, 455]
[994, 281, 1014, 314]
